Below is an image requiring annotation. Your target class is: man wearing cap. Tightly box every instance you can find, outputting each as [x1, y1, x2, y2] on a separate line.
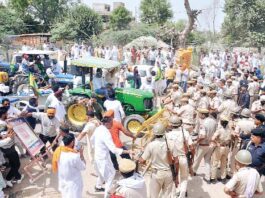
[52, 133, 86, 198]
[193, 108, 217, 183]
[235, 109, 255, 148]
[139, 122, 175, 198]
[254, 114, 265, 128]
[25, 107, 60, 153]
[163, 84, 182, 108]
[210, 116, 232, 184]
[224, 150, 263, 197]
[172, 97, 195, 131]
[218, 90, 238, 119]
[197, 90, 210, 109]
[111, 158, 147, 198]
[186, 80, 196, 96]
[246, 128, 265, 175]
[90, 117, 132, 198]
[140, 76, 155, 93]
[208, 90, 221, 114]
[251, 95, 265, 115]
[225, 79, 237, 101]
[166, 116, 194, 198]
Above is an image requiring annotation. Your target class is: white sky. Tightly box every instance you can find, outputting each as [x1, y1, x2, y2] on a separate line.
[84, 0, 225, 31]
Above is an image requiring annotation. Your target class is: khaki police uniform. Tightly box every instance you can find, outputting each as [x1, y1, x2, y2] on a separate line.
[225, 167, 263, 197]
[176, 103, 195, 130]
[167, 128, 193, 198]
[229, 118, 255, 174]
[193, 116, 217, 180]
[211, 125, 232, 180]
[218, 99, 238, 119]
[141, 138, 173, 198]
[251, 99, 265, 115]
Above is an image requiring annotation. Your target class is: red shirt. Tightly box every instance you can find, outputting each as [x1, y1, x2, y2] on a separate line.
[109, 120, 124, 148]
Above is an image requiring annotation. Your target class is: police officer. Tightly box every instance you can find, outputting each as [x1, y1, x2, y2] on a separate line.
[193, 108, 217, 183]
[139, 122, 174, 198]
[246, 128, 265, 175]
[224, 150, 263, 197]
[236, 109, 256, 148]
[218, 91, 238, 119]
[166, 116, 194, 198]
[211, 115, 232, 184]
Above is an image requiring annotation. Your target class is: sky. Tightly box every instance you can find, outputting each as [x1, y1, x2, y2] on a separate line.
[84, 0, 225, 31]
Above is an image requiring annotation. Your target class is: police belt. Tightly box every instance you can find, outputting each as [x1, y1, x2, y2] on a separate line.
[219, 143, 230, 147]
[199, 143, 209, 146]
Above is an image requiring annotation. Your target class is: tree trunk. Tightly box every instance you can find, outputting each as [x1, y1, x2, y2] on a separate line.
[178, 0, 201, 48]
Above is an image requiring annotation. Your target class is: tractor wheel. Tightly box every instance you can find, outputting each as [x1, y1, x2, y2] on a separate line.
[12, 75, 28, 94]
[123, 114, 145, 137]
[64, 96, 104, 132]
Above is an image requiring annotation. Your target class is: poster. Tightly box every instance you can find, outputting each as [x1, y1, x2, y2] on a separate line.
[8, 118, 44, 157]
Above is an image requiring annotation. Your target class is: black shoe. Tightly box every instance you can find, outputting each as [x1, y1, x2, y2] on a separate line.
[217, 177, 222, 182]
[203, 178, 211, 184]
[193, 172, 197, 176]
[221, 179, 227, 184]
[95, 187, 105, 192]
[186, 192, 188, 197]
[226, 175, 231, 179]
[210, 179, 217, 184]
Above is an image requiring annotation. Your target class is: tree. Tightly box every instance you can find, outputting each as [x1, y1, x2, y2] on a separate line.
[178, 0, 201, 48]
[222, 0, 265, 48]
[110, 6, 132, 30]
[51, 5, 103, 41]
[10, 0, 70, 32]
[0, 5, 25, 41]
[140, 0, 173, 24]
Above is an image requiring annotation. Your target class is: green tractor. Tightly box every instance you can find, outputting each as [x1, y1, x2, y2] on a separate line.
[64, 57, 157, 134]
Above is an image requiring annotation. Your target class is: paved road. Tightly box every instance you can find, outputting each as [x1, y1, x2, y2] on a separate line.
[5, 129, 265, 198]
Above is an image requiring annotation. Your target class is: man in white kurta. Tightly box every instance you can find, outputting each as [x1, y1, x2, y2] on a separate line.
[91, 117, 130, 198]
[57, 134, 86, 198]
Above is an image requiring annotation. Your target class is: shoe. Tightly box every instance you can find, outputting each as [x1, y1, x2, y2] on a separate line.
[6, 181, 13, 187]
[95, 187, 105, 192]
[203, 178, 211, 184]
[210, 179, 217, 184]
[16, 174, 25, 184]
[226, 175, 231, 179]
[217, 177, 222, 182]
[193, 172, 197, 176]
[186, 192, 188, 197]
[221, 178, 227, 184]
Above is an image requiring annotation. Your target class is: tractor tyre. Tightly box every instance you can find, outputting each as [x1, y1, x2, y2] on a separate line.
[64, 96, 104, 132]
[12, 75, 28, 94]
[123, 114, 145, 137]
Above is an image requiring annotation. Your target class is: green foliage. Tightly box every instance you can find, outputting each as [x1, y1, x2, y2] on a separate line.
[0, 5, 25, 41]
[110, 6, 132, 30]
[9, 0, 70, 32]
[93, 24, 158, 46]
[51, 5, 103, 41]
[222, 0, 265, 47]
[140, 0, 173, 24]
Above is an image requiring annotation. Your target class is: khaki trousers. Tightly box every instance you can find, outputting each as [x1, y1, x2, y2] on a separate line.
[149, 169, 173, 198]
[192, 145, 214, 180]
[211, 146, 229, 179]
[177, 156, 189, 198]
[228, 146, 239, 175]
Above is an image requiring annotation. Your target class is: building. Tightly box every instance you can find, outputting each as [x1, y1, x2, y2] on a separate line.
[113, 2, 125, 10]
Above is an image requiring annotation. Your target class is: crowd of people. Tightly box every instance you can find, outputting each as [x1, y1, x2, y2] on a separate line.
[0, 44, 264, 198]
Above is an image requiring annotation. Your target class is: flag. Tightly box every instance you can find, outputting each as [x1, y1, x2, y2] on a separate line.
[29, 73, 41, 96]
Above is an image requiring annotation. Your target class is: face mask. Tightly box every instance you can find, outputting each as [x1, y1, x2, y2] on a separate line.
[220, 121, 228, 128]
[48, 116, 54, 119]
[261, 101, 265, 106]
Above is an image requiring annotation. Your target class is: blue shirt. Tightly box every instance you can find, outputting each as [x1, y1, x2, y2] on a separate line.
[247, 142, 265, 172]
